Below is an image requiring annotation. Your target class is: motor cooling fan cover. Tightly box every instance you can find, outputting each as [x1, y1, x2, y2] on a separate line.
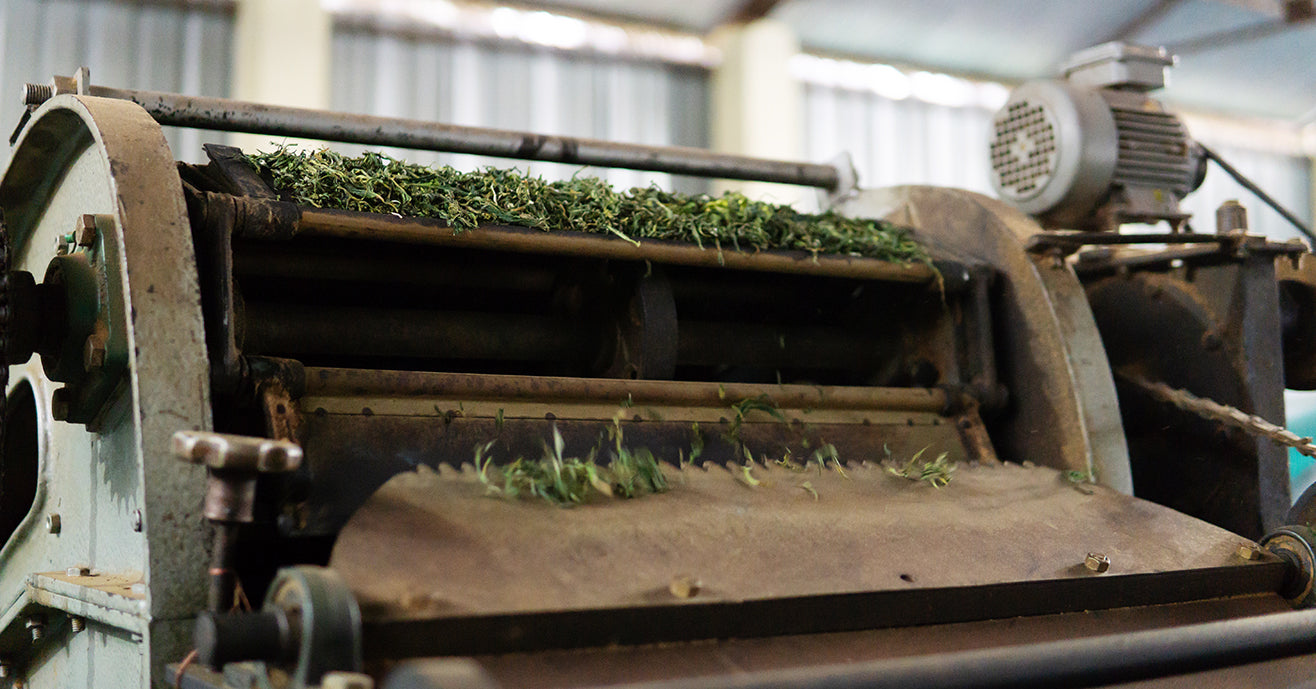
[989, 80, 1118, 227]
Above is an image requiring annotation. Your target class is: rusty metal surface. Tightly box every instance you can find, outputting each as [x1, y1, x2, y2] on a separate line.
[287, 207, 938, 283]
[294, 369, 963, 536]
[1086, 261, 1290, 538]
[1276, 251, 1316, 390]
[463, 594, 1291, 689]
[303, 368, 948, 413]
[836, 186, 1132, 493]
[331, 461, 1278, 655]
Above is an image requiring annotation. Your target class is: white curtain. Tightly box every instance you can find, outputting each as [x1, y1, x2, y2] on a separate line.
[330, 25, 710, 194]
[0, 0, 233, 167]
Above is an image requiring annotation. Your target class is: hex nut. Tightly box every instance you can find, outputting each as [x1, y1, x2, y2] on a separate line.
[75, 215, 98, 248]
[1237, 543, 1263, 560]
[131, 509, 143, 533]
[1084, 552, 1110, 573]
[83, 333, 107, 371]
[65, 566, 90, 577]
[45, 514, 60, 534]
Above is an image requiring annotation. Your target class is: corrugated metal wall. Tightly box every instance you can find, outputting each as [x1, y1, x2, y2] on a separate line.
[329, 24, 710, 194]
[0, 0, 233, 167]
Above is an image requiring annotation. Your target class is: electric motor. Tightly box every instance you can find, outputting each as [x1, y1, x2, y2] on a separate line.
[989, 43, 1206, 230]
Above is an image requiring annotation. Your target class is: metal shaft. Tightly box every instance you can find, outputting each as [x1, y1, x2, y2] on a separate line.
[32, 83, 841, 189]
[561, 608, 1316, 689]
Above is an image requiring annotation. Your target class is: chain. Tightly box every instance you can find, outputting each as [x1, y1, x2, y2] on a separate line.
[1118, 370, 1316, 458]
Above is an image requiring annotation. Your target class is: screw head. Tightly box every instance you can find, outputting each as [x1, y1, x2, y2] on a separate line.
[1084, 552, 1111, 573]
[45, 513, 60, 534]
[669, 574, 701, 599]
[24, 617, 44, 643]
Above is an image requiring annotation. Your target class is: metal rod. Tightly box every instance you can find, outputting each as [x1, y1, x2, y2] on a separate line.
[291, 209, 938, 284]
[49, 84, 841, 189]
[1199, 144, 1316, 242]
[569, 607, 1316, 689]
[303, 367, 950, 413]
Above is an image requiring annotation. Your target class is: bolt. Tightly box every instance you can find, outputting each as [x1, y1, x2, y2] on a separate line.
[45, 513, 60, 534]
[65, 566, 90, 577]
[24, 617, 44, 643]
[669, 574, 700, 599]
[50, 388, 70, 421]
[83, 333, 107, 371]
[54, 234, 70, 256]
[1084, 552, 1110, 573]
[1237, 543, 1263, 560]
[22, 83, 53, 106]
[75, 215, 97, 248]
[68, 616, 85, 634]
[131, 509, 143, 533]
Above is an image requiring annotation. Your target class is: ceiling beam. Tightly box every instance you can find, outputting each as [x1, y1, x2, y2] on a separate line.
[1207, 0, 1284, 17]
[1097, 0, 1188, 44]
[721, 0, 785, 25]
[1167, 6, 1315, 53]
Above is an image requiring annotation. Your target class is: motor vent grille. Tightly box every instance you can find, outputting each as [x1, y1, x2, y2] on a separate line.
[990, 99, 1059, 200]
[1110, 106, 1194, 195]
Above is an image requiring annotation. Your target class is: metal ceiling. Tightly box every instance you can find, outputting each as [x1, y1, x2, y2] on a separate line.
[514, 0, 1316, 121]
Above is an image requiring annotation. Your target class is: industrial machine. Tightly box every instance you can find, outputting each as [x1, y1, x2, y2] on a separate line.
[2, 42, 1316, 689]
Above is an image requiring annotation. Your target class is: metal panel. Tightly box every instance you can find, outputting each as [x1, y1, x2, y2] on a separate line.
[329, 25, 710, 193]
[0, 0, 234, 169]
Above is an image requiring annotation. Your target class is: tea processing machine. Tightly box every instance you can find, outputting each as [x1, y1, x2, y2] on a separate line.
[4, 42, 1316, 689]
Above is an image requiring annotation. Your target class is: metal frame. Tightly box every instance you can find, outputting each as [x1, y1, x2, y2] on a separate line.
[0, 94, 211, 686]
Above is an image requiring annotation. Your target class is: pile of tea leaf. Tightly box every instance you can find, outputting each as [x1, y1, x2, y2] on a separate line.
[246, 147, 929, 263]
[475, 426, 669, 506]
